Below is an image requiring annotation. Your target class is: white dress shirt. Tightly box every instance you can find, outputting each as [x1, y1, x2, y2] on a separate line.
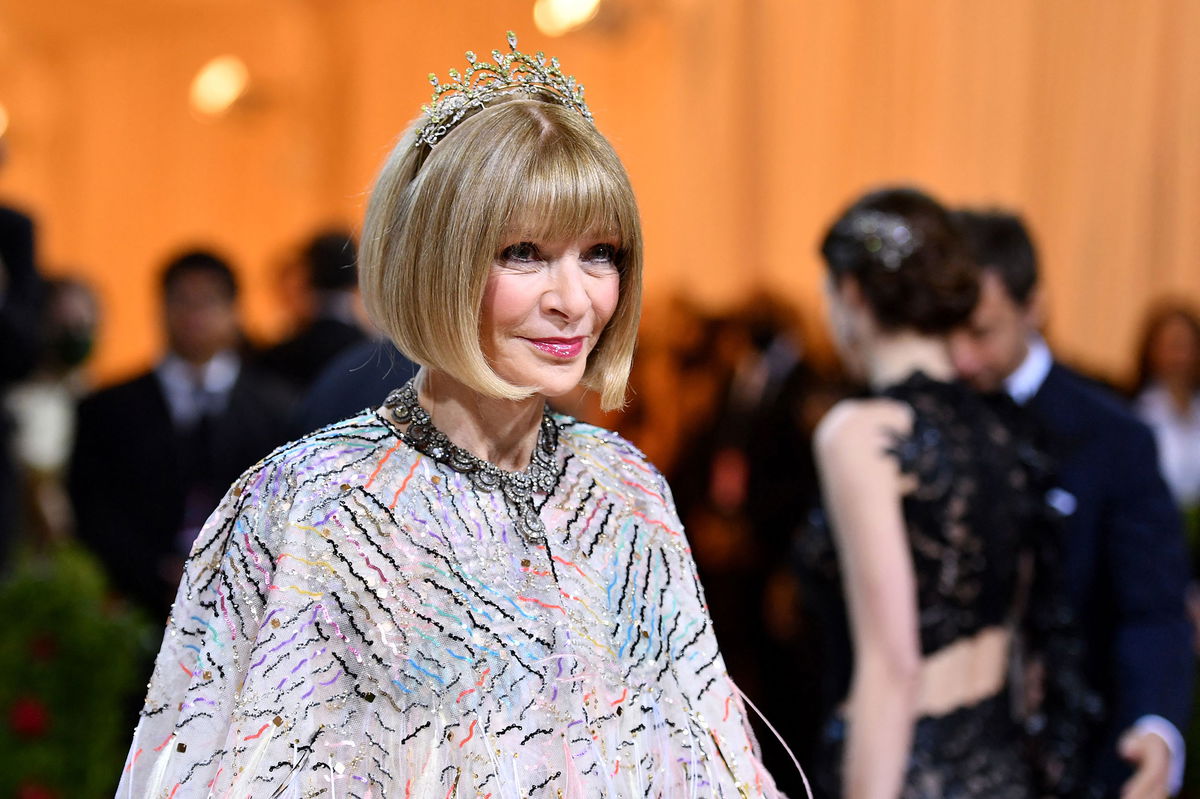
[1004, 335, 1054, 406]
[155, 351, 241, 429]
[1135, 383, 1200, 509]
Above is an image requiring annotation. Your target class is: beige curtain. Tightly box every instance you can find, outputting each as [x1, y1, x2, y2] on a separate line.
[1, 0, 1197, 384]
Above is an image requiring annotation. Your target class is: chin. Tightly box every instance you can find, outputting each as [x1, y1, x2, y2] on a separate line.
[497, 364, 588, 401]
[533, 372, 588, 399]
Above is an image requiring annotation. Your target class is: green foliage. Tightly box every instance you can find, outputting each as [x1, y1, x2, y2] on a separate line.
[0, 545, 154, 798]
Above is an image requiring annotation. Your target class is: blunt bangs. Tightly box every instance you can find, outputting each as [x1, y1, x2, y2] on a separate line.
[499, 129, 639, 256]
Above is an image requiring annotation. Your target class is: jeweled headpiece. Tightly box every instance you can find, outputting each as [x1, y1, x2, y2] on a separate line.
[414, 31, 593, 149]
[845, 210, 922, 271]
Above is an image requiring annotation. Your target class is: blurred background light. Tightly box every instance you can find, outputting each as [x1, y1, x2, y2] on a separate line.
[0, 102, 9, 138]
[190, 55, 250, 117]
[533, 0, 601, 37]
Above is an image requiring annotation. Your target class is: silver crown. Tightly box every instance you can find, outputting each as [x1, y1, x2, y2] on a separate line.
[414, 31, 593, 148]
[848, 210, 922, 271]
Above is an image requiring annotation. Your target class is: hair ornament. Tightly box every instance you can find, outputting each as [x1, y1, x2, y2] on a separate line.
[414, 31, 593, 148]
[846, 210, 922, 271]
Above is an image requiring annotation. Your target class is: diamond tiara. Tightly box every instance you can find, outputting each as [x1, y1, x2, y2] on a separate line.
[414, 31, 593, 149]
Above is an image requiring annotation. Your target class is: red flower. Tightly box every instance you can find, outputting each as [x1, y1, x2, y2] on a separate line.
[9, 696, 50, 738]
[16, 783, 59, 799]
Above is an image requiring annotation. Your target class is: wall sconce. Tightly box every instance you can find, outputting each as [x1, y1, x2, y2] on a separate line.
[190, 55, 250, 118]
[533, 0, 602, 37]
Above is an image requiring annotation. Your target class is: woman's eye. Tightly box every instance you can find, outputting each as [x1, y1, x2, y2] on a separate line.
[585, 244, 619, 264]
[501, 242, 540, 263]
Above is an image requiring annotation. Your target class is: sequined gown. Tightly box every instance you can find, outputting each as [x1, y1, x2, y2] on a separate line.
[117, 383, 782, 798]
[800, 373, 1097, 799]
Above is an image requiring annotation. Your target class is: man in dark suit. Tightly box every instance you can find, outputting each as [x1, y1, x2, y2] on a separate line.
[257, 229, 367, 391]
[70, 250, 291, 621]
[0, 204, 42, 564]
[949, 211, 1193, 799]
[291, 336, 417, 437]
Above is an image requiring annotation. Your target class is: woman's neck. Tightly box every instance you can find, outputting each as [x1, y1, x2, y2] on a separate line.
[864, 332, 955, 392]
[416, 369, 546, 472]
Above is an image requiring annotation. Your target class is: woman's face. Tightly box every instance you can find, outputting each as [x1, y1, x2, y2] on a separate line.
[1149, 314, 1200, 383]
[480, 232, 621, 399]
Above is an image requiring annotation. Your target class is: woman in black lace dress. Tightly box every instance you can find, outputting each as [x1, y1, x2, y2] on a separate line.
[805, 187, 1093, 799]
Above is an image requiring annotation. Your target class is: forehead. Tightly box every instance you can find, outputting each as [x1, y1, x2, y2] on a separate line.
[1154, 317, 1200, 353]
[1160, 315, 1197, 337]
[496, 148, 632, 242]
[165, 269, 234, 301]
[973, 271, 1021, 320]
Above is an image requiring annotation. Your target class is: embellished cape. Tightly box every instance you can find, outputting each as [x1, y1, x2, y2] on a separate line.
[117, 402, 781, 798]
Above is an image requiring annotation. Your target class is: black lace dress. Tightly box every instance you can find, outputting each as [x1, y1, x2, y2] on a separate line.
[800, 373, 1098, 799]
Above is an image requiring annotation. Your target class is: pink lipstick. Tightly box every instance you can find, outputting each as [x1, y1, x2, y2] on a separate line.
[527, 337, 585, 359]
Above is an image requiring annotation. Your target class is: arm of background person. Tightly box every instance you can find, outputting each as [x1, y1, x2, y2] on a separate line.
[1108, 420, 1194, 796]
[815, 399, 920, 799]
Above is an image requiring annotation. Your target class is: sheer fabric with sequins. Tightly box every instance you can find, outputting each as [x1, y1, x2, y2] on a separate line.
[117, 403, 782, 798]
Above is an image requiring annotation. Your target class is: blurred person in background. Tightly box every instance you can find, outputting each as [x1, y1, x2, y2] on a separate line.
[1130, 301, 1200, 798]
[69, 249, 291, 621]
[258, 228, 367, 391]
[803, 187, 1093, 799]
[629, 297, 735, 471]
[291, 334, 418, 434]
[668, 297, 828, 798]
[1131, 303, 1200, 535]
[271, 229, 416, 437]
[6, 277, 99, 543]
[949, 210, 1193, 799]
[0, 198, 42, 570]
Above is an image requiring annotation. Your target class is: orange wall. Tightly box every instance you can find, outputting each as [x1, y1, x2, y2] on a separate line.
[1, 0, 1199, 385]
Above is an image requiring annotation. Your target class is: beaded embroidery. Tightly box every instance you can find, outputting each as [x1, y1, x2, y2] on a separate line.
[117, 407, 784, 797]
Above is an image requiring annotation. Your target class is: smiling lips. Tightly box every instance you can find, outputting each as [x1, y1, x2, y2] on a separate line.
[526, 337, 586, 359]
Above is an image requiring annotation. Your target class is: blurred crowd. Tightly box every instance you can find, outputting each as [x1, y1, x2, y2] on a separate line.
[3, 191, 1200, 796]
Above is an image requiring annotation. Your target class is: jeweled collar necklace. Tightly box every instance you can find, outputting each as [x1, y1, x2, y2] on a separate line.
[382, 380, 561, 544]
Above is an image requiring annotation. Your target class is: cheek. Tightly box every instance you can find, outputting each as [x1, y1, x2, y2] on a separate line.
[593, 275, 621, 327]
[821, 294, 843, 337]
[217, 308, 239, 333]
[480, 274, 529, 338]
[997, 326, 1027, 363]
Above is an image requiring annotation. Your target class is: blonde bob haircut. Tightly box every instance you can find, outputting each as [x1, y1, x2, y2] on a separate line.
[359, 95, 643, 411]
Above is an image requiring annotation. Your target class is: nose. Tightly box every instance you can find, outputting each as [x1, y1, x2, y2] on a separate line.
[543, 256, 590, 323]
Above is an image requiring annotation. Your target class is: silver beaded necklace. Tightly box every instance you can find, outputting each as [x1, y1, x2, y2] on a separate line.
[382, 381, 561, 544]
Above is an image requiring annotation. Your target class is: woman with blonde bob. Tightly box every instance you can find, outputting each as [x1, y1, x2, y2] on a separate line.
[118, 36, 783, 798]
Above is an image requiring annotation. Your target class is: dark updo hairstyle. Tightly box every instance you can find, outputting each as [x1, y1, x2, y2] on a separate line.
[820, 186, 978, 334]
